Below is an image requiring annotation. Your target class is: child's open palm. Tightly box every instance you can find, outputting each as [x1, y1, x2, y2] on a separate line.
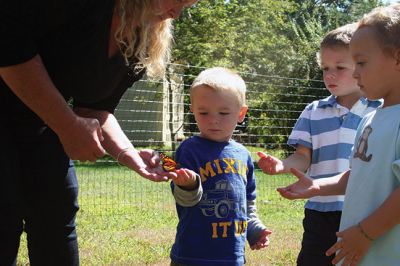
[277, 168, 319, 200]
[257, 151, 284, 175]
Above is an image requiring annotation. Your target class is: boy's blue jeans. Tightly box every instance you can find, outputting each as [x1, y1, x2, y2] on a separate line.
[0, 125, 79, 266]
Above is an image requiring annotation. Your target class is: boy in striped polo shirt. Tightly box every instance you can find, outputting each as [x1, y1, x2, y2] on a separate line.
[257, 23, 381, 266]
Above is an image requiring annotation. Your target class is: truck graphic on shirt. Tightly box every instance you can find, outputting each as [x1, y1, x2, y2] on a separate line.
[198, 180, 245, 218]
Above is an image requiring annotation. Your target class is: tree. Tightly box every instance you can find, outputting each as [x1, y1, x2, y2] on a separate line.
[171, 0, 382, 147]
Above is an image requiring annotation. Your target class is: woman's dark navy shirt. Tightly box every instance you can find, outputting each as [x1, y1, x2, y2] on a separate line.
[0, 0, 144, 123]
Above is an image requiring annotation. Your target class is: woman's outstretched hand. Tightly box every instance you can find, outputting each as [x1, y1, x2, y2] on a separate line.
[121, 149, 174, 182]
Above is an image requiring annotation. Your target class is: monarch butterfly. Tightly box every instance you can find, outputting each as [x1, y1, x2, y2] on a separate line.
[159, 152, 179, 172]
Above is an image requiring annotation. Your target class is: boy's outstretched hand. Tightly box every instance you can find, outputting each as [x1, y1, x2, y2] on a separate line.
[257, 151, 285, 175]
[172, 168, 198, 190]
[277, 168, 319, 200]
[325, 224, 372, 265]
[250, 229, 272, 250]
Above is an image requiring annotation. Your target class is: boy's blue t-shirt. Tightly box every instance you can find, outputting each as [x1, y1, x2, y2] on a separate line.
[170, 136, 256, 266]
[339, 104, 400, 265]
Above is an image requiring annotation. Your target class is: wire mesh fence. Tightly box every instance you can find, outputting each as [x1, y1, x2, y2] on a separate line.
[76, 63, 328, 216]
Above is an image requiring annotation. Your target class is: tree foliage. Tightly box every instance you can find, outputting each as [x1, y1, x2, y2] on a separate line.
[171, 0, 383, 147]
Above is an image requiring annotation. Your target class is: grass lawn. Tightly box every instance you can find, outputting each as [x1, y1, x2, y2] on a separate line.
[17, 163, 305, 266]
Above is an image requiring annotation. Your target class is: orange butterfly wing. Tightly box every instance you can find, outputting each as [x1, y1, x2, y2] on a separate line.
[160, 153, 178, 172]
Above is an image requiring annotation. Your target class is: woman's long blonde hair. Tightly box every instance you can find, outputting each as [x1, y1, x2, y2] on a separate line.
[116, 0, 173, 79]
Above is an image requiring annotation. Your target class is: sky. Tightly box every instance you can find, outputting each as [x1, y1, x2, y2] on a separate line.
[385, 0, 399, 4]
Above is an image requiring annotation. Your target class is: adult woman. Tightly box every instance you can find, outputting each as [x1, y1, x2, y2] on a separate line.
[0, 0, 197, 265]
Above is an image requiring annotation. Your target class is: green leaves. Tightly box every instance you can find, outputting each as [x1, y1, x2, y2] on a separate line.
[173, 0, 381, 77]
[171, 0, 381, 146]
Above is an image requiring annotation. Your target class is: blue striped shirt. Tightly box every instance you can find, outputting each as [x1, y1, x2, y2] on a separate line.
[288, 95, 381, 211]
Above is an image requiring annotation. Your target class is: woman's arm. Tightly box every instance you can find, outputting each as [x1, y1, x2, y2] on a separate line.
[0, 55, 105, 161]
[75, 107, 171, 182]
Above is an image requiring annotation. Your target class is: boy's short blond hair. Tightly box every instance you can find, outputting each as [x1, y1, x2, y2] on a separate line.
[191, 67, 247, 106]
[317, 23, 358, 66]
[320, 23, 358, 49]
[357, 4, 400, 55]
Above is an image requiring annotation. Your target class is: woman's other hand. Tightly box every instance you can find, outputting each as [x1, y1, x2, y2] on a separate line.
[57, 115, 106, 162]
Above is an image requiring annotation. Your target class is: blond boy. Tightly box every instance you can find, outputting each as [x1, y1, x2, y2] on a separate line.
[169, 67, 271, 266]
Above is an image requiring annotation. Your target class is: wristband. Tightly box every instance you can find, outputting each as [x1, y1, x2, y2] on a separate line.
[357, 222, 374, 241]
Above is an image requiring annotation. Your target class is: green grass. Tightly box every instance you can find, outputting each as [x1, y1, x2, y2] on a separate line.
[17, 164, 304, 266]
